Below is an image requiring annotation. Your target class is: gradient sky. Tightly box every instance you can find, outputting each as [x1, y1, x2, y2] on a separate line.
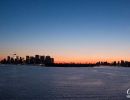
[0, 0, 130, 63]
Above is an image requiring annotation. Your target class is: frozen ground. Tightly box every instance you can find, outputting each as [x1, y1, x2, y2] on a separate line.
[0, 65, 130, 100]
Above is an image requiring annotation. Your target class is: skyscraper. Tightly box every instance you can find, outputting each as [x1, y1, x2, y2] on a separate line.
[45, 56, 54, 64]
[7, 56, 11, 64]
[26, 56, 30, 64]
[35, 55, 40, 64]
[40, 56, 45, 64]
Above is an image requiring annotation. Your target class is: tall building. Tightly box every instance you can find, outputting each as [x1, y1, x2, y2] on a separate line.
[30, 56, 35, 64]
[19, 57, 23, 64]
[51, 58, 54, 64]
[40, 56, 45, 64]
[10, 57, 14, 64]
[14, 56, 19, 64]
[35, 55, 40, 64]
[121, 60, 125, 66]
[45, 56, 54, 64]
[7, 56, 11, 64]
[26, 56, 30, 64]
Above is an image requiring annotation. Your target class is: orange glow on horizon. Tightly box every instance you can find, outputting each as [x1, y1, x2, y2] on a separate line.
[0, 55, 5, 61]
[53, 55, 130, 64]
[0, 54, 130, 64]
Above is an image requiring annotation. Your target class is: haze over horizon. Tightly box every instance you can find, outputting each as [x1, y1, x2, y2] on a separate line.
[0, 0, 130, 63]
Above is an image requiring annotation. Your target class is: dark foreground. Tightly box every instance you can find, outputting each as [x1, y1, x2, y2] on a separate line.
[0, 65, 130, 100]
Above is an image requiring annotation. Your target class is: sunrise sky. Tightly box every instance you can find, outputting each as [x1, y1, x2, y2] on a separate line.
[0, 0, 130, 63]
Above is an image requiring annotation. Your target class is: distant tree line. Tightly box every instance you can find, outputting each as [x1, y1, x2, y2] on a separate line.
[45, 60, 130, 67]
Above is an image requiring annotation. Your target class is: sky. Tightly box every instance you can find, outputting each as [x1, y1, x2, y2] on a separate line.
[0, 0, 130, 63]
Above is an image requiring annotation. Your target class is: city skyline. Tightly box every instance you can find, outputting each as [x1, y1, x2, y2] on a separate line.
[0, 0, 130, 63]
[0, 54, 54, 64]
[1, 54, 130, 67]
[1, 53, 130, 64]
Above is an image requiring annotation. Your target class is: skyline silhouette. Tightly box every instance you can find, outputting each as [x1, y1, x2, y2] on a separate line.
[1, 54, 130, 67]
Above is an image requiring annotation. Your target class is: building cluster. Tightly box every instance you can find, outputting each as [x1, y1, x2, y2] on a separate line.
[25, 55, 54, 64]
[96, 60, 130, 67]
[0, 55, 54, 65]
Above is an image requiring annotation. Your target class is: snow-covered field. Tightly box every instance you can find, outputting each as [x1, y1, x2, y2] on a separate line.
[0, 65, 130, 100]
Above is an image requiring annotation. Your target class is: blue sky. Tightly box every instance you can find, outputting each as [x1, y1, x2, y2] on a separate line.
[0, 0, 130, 62]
